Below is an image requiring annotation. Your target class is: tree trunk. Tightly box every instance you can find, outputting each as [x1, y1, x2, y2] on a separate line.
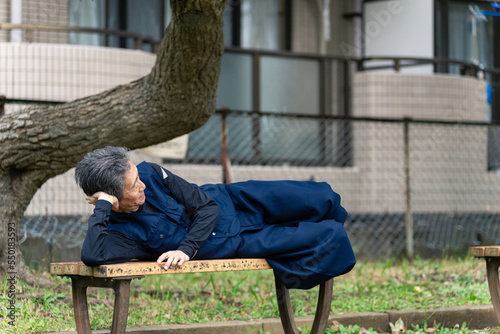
[0, 0, 227, 282]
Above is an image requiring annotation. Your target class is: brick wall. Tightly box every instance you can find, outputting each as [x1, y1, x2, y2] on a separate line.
[292, 0, 356, 56]
[23, 0, 68, 44]
[292, 0, 319, 53]
[0, 0, 69, 44]
[351, 72, 496, 213]
[0, 0, 8, 42]
[1, 43, 155, 103]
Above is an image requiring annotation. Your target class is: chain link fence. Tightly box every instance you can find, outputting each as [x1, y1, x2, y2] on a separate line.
[18, 108, 500, 265]
[2, 11, 497, 268]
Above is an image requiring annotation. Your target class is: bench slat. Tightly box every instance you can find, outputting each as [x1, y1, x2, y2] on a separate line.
[486, 247, 500, 257]
[50, 259, 271, 278]
[471, 247, 486, 257]
[471, 246, 500, 258]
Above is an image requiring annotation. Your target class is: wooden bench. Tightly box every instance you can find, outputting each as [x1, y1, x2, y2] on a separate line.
[471, 246, 500, 325]
[50, 259, 334, 334]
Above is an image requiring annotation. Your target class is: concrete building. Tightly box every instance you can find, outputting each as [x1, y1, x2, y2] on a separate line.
[1, 0, 499, 260]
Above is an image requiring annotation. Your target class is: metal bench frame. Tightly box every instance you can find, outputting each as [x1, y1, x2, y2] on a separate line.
[471, 246, 500, 325]
[50, 259, 333, 334]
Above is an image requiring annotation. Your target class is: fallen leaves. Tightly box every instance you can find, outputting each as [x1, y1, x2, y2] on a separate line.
[330, 320, 376, 334]
[390, 318, 406, 333]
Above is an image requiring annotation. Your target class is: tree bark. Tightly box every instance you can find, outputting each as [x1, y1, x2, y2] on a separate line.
[0, 0, 227, 282]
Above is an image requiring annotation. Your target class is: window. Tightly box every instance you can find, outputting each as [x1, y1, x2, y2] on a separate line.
[436, 1, 492, 74]
[68, 0, 106, 46]
[435, 0, 500, 169]
[68, 0, 168, 52]
[435, 0, 499, 115]
[223, 0, 292, 51]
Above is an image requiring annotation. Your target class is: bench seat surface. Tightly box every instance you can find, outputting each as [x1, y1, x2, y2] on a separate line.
[50, 258, 271, 278]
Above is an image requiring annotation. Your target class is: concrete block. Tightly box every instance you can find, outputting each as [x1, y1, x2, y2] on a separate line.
[465, 305, 498, 329]
[261, 317, 285, 334]
[44, 306, 500, 333]
[388, 306, 495, 331]
[123, 321, 265, 334]
[332, 312, 390, 332]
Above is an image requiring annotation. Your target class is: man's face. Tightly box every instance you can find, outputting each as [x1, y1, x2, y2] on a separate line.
[117, 161, 146, 213]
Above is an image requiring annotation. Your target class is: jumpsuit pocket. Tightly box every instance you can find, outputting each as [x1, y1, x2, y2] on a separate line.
[209, 214, 240, 238]
[146, 214, 188, 251]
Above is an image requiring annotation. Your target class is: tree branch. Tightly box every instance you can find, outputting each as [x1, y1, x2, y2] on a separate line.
[0, 0, 226, 179]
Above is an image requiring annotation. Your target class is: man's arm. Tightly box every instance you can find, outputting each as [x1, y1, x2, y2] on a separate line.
[148, 163, 220, 268]
[81, 200, 114, 266]
[81, 196, 146, 266]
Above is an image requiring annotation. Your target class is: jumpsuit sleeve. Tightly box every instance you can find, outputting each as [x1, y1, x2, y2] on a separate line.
[148, 163, 220, 259]
[81, 200, 150, 266]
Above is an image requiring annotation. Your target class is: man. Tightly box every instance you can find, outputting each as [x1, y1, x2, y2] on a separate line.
[76, 146, 355, 289]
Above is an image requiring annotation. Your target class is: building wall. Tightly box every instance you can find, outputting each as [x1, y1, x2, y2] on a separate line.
[328, 0, 356, 56]
[351, 72, 499, 213]
[0, 0, 69, 44]
[353, 73, 487, 121]
[363, 0, 434, 74]
[0, 43, 155, 104]
[292, 0, 319, 53]
[24, 72, 497, 217]
[22, 0, 68, 44]
[292, 0, 357, 56]
[0, 0, 8, 42]
[2, 1, 495, 218]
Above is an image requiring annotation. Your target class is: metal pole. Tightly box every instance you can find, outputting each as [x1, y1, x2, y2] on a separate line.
[220, 111, 232, 184]
[251, 52, 261, 164]
[10, 0, 22, 43]
[404, 118, 414, 261]
[0, 95, 5, 117]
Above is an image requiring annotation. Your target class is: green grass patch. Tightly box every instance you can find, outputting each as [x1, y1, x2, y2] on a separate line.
[0, 256, 495, 333]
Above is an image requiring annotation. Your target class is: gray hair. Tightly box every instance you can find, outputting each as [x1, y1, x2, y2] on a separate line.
[75, 146, 131, 201]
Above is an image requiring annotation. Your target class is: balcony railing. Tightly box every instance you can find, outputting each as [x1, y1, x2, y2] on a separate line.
[1, 23, 498, 120]
[2, 23, 498, 76]
[0, 23, 161, 52]
[357, 55, 500, 77]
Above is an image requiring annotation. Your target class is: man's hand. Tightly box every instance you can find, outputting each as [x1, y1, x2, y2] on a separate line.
[157, 250, 190, 270]
[86, 191, 120, 211]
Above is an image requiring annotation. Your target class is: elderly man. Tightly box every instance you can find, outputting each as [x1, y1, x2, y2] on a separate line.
[75, 146, 355, 289]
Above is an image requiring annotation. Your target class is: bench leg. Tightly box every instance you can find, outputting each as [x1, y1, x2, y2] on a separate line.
[70, 276, 140, 334]
[71, 277, 92, 334]
[310, 279, 334, 333]
[110, 279, 132, 334]
[275, 278, 334, 334]
[486, 258, 500, 325]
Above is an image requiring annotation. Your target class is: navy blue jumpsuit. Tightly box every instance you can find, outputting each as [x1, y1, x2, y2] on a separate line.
[81, 162, 355, 289]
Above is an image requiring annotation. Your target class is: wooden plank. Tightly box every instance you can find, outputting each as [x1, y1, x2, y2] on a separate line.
[485, 247, 500, 257]
[50, 262, 64, 275]
[470, 247, 486, 257]
[78, 263, 93, 276]
[50, 261, 83, 275]
[50, 259, 271, 277]
[471, 246, 500, 258]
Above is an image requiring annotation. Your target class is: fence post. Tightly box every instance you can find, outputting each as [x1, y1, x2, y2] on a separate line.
[0, 95, 5, 117]
[220, 110, 232, 184]
[404, 117, 414, 261]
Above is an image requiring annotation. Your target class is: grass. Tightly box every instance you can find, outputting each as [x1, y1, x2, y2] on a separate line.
[0, 256, 496, 333]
